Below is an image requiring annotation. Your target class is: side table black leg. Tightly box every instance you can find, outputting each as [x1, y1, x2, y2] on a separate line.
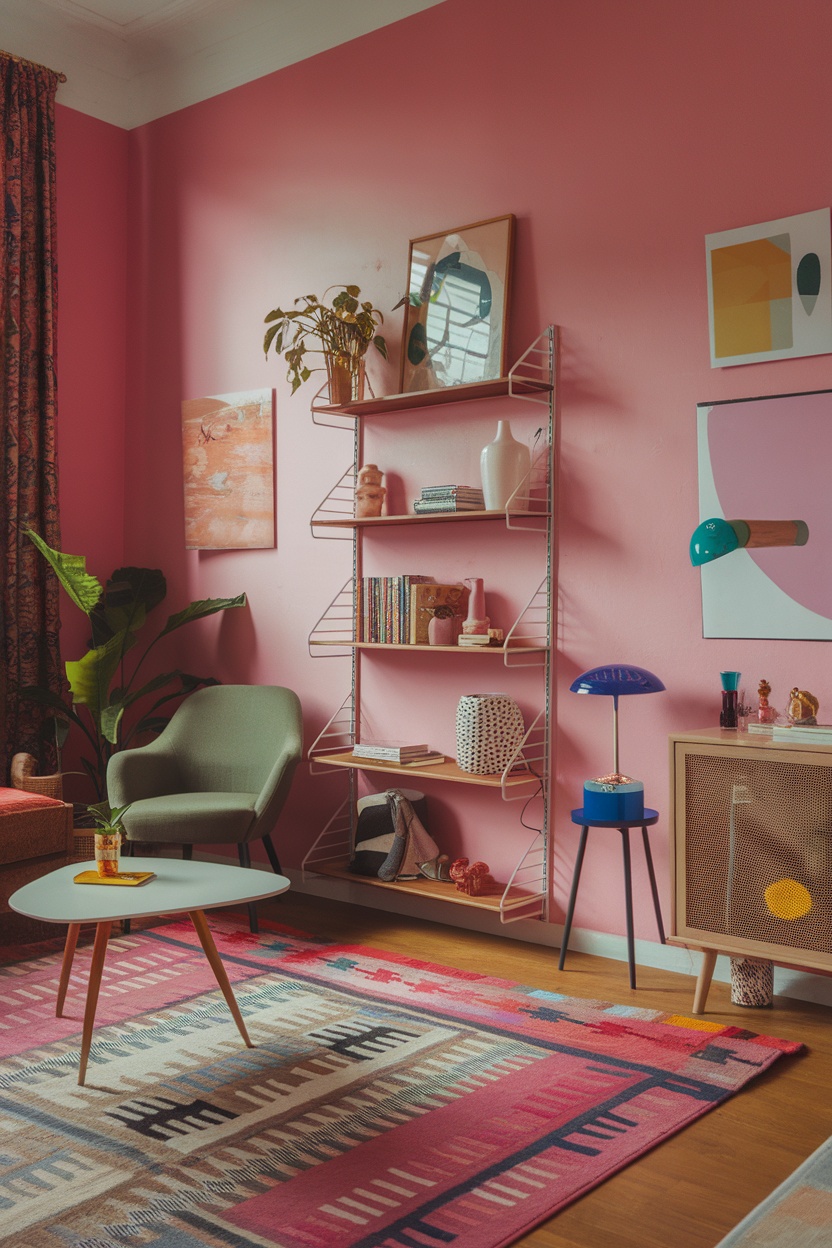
[620, 827, 636, 989]
[558, 826, 589, 971]
[641, 825, 666, 944]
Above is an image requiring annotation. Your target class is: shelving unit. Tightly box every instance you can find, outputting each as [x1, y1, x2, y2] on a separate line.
[302, 328, 557, 924]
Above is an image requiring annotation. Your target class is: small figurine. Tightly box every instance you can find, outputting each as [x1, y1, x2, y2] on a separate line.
[757, 679, 779, 724]
[787, 687, 819, 725]
[449, 858, 498, 896]
[355, 463, 386, 518]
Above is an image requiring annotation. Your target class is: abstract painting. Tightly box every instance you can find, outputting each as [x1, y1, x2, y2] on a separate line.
[399, 215, 514, 393]
[706, 208, 832, 367]
[697, 389, 831, 638]
[182, 388, 274, 549]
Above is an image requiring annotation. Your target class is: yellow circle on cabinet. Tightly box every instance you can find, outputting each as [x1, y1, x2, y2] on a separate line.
[764, 878, 813, 920]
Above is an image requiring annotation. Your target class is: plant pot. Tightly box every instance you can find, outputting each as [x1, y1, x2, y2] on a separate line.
[327, 353, 365, 405]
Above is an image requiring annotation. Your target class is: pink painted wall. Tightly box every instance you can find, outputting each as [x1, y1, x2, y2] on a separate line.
[54, 0, 832, 940]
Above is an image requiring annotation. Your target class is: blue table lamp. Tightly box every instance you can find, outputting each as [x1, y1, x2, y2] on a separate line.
[570, 665, 666, 821]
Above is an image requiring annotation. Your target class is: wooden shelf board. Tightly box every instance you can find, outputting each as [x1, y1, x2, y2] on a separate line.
[306, 857, 542, 914]
[310, 641, 548, 655]
[309, 506, 548, 526]
[312, 509, 550, 529]
[312, 376, 552, 418]
[313, 750, 539, 788]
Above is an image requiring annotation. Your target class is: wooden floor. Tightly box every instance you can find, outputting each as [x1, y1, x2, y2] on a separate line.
[252, 889, 831, 1248]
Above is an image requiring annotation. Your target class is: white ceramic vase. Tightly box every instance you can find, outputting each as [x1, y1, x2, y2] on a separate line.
[480, 420, 531, 511]
[456, 692, 525, 775]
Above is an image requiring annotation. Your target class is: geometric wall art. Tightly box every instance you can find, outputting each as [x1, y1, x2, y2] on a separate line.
[697, 390, 830, 639]
[182, 388, 275, 549]
[706, 208, 832, 367]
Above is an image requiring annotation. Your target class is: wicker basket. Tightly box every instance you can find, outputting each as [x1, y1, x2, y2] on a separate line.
[10, 752, 64, 801]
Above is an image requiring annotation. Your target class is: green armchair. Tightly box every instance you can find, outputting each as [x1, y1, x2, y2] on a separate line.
[107, 684, 302, 932]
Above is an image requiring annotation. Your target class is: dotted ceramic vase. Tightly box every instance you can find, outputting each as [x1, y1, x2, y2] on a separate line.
[455, 693, 525, 775]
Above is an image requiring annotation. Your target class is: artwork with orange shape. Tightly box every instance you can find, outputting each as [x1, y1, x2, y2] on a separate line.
[182, 389, 274, 549]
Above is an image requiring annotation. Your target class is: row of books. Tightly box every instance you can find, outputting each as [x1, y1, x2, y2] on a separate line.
[356, 577, 469, 645]
[352, 742, 445, 766]
[413, 484, 484, 515]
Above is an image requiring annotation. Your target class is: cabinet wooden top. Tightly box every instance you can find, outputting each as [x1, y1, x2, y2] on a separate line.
[670, 726, 832, 752]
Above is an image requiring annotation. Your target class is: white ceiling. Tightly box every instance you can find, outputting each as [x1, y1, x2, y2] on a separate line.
[0, 0, 447, 129]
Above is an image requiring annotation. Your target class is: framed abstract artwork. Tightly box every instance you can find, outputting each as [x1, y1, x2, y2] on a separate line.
[696, 389, 829, 639]
[706, 208, 832, 367]
[182, 388, 275, 550]
[399, 214, 514, 394]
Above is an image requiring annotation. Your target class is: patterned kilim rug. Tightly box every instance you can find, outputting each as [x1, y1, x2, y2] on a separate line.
[716, 1135, 832, 1246]
[0, 916, 803, 1248]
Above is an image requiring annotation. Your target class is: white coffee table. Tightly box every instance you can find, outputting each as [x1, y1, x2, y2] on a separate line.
[9, 857, 290, 1085]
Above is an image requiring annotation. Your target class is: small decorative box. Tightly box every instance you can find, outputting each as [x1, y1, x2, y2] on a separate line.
[583, 779, 644, 822]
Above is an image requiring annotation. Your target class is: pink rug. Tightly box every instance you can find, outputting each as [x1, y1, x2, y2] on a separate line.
[0, 916, 803, 1247]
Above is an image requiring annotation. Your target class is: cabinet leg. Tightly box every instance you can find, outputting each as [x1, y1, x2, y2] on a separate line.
[693, 948, 718, 1015]
[558, 826, 589, 971]
[621, 828, 636, 989]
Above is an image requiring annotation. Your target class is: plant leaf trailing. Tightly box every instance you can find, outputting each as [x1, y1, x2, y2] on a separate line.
[22, 530, 247, 801]
[263, 284, 388, 394]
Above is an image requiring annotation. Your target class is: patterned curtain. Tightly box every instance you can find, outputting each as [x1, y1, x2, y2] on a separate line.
[0, 55, 63, 782]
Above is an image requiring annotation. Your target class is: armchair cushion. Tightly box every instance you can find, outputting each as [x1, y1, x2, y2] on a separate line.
[122, 792, 260, 846]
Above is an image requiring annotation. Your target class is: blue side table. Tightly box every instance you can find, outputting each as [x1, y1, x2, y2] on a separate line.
[558, 808, 666, 989]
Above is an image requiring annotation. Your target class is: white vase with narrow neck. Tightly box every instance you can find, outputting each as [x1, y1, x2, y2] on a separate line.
[480, 420, 531, 511]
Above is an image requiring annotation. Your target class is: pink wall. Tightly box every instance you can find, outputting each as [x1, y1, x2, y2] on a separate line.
[54, 0, 832, 941]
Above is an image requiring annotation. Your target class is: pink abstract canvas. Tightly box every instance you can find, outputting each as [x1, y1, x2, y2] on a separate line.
[182, 388, 274, 549]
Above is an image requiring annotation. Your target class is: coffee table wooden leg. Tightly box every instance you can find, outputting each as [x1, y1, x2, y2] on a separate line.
[188, 909, 253, 1048]
[693, 948, 718, 1015]
[78, 921, 111, 1085]
[57, 923, 81, 1017]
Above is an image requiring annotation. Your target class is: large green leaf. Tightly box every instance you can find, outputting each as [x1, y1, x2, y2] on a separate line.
[90, 566, 166, 644]
[157, 593, 247, 639]
[65, 630, 137, 731]
[25, 530, 102, 615]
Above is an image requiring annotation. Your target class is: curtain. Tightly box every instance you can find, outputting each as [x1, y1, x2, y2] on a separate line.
[0, 55, 63, 782]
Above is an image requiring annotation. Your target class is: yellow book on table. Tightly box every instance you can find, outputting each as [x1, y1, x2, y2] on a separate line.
[73, 871, 156, 886]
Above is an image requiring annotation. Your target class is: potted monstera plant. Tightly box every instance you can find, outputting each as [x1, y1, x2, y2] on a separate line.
[23, 530, 247, 802]
[263, 284, 387, 404]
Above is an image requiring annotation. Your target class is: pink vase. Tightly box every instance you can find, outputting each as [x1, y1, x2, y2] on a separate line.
[463, 577, 489, 635]
[428, 613, 456, 646]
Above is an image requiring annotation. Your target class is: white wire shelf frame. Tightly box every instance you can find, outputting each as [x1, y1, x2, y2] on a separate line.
[309, 465, 356, 539]
[508, 327, 556, 406]
[307, 691, 356, 774]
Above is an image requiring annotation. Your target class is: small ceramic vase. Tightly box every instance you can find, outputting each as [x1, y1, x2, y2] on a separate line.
[480, 420, 531, 511]
[355, 464, 386, 518]
[456, 692, 525, 774]
[428, 608, 456, 646]
[462, 576, 489, 635]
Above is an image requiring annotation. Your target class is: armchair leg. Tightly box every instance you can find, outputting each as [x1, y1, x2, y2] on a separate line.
[238, 844, 259, 934]
[182, 844, 193, 860]
[262, 832, 282, 875]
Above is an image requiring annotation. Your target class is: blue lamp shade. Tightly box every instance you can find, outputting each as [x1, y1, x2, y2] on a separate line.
[569, 665, 666, 697]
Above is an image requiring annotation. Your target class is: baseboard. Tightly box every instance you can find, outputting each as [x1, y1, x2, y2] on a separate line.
[206, 855, 832, 1010]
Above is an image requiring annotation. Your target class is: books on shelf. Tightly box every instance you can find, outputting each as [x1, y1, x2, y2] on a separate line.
[352, 742, 429, 761]
[355, 574, 433, 644]
[352, 743, 445, 766]
[412, 484, 485, 515]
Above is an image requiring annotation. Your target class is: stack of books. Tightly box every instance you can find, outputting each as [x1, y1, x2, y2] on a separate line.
[413, 485, 485, 514]
[352, 742, 446, 766]
[772, 723, 832, 743]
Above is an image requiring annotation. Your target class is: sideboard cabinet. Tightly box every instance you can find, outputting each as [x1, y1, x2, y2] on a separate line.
[668, 727, 832, 1010]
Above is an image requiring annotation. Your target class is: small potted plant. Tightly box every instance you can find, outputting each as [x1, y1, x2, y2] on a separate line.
[87, 801, 131, 878]
[263, 285, 387, 404]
